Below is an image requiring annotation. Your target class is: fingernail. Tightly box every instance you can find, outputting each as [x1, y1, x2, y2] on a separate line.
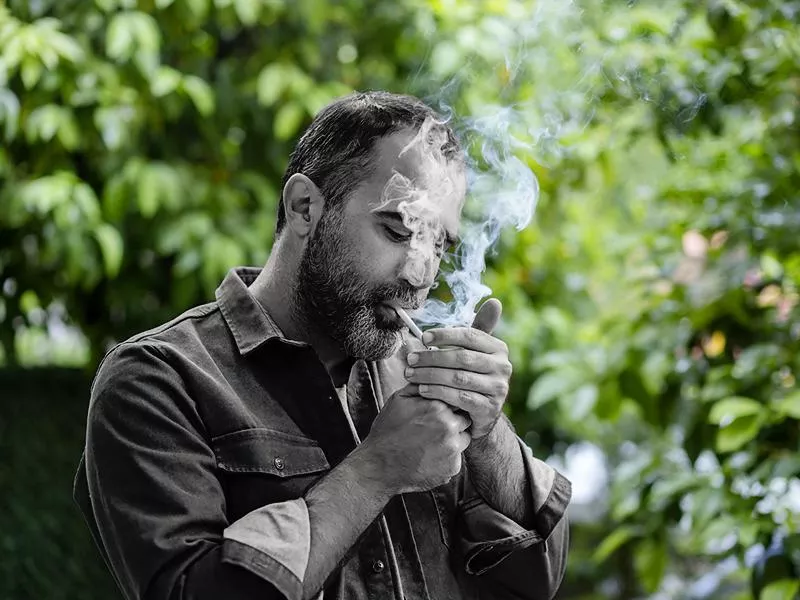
[405, 367, 414, 378]
[407, 353, 418, 365]
[422, 331, 433, 344]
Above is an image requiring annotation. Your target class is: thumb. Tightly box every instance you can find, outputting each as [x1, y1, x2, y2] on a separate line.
[471, 298, 502, 334]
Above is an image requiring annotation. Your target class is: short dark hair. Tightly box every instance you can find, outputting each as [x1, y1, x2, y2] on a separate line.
[275, 91, 463, 235]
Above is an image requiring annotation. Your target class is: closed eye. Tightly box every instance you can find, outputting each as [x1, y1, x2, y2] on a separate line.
[383, 225, 412, 242]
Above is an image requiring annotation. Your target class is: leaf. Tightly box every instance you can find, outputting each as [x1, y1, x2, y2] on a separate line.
[25, 105, 62, 142]
[72, 182, 101, 222]
[761, 579, 800, 600]
[234, 0, 261, 25]
[633, 536, 667, 594]
[431, 41, 461, 76]
[772, 392, 800, 419]
[257, 64, 290, 107]
[182, 76, 215, 116]
[21, 56, 43, 89]
[94, 224, 124, 278]
[527, 367, 583, 409]
[47, 31, 84, 63]
[150, 66, 182, 97]
[107, 12, 161, 74]
[593, 526, 640, 563]
[0, 88, 20, 142]
[708, 397, 763, 425]
[185, 0, 210, 19]
[102, 176, 128, 222]
[562, 383, 598, 420]
[137, 167, 160, 218]
[56, 110, 80, 150]
[273, 102, 305, 141]
[716, 414, 763, 453]
[106, 14, 134, 61]
[640, 351, 671, 395]
[649, 472, 698, 510]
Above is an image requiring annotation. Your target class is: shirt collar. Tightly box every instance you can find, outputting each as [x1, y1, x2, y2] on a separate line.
[215, 267, 307, 355]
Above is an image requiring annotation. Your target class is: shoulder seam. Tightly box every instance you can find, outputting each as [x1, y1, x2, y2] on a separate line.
[90, 303, 220, 392]
[122, 303, 220, 346]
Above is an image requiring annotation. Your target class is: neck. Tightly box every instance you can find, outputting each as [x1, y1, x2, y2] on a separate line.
[250, 238, 354, 386]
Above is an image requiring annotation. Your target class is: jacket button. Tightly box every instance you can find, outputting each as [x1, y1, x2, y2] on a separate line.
[274, 457, 285, 470]
[371, 559, 385, 573]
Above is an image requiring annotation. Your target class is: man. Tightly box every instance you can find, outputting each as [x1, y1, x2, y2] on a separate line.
[74, 91, 571, 600]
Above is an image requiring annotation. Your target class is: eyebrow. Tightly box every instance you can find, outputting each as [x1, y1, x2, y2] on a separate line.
[373, 210, 459, 247]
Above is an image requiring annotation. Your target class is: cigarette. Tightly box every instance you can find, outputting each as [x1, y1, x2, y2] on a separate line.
[394, 307, 440, 350]
[394, 306, 425, 341]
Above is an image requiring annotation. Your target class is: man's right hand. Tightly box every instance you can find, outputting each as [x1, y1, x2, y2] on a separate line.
[353, 384, 472, 495]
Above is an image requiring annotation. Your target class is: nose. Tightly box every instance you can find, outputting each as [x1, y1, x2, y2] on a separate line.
[399, 246, 438, 291]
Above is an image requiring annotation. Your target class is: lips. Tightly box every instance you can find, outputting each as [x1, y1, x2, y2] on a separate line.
[376, 303, 402, 325]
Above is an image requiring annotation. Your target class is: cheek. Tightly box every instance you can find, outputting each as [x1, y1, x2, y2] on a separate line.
[356, 230, 408, 280]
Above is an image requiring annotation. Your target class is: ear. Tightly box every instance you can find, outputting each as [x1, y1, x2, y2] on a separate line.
[282, 173, 325, 237]
[470, 298, 502, 334]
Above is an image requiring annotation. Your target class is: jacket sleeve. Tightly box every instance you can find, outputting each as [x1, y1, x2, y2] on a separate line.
[456, 438, 571, 600]
[74, 342, 313, 600]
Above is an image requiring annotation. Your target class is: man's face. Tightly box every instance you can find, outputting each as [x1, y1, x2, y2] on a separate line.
[294, 127, 465, 360]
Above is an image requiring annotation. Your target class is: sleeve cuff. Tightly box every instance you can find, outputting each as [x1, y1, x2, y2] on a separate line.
[221, 498, 310, 600]
[459, 440, 572, 576]
[459, 499, 545, 575]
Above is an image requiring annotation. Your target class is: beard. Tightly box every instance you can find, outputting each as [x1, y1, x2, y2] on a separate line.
[294, 207, 417, 361]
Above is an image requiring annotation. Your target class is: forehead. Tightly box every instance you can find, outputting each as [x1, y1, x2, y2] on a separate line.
[347, 129, 466, 236]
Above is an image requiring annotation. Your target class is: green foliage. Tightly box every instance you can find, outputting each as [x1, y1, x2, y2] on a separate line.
[1, 0, 798, 598]
[0, 0, 422, 365]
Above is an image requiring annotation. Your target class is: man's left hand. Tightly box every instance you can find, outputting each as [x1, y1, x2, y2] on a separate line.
[403, 298, 511, 439]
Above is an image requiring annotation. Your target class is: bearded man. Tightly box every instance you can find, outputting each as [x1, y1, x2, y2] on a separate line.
[74, 91, 571, 600]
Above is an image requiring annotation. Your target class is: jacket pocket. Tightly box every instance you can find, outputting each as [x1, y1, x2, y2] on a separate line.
[212, 428, 331, 520]
[212, 428, 330, 476]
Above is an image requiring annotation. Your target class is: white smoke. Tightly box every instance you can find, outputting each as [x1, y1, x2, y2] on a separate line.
[387, 0, 594, 328]
[410, 107, 540, 327]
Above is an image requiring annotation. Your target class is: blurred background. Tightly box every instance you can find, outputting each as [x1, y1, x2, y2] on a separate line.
[0, 0, 798, 598]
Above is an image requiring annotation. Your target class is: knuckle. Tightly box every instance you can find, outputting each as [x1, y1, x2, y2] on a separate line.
[431, 400, 449, 416]
[421, 384, 438, 399]
[458, 349, 473, 367]
[446, 437, 462, 455]
[494, 380, 509, 396]
[502, 360, 513, 376]
[458, 388, 473, 403]
[453, 370, 471, 386]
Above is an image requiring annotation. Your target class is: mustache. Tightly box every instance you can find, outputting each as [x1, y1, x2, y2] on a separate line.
[380, 293, 425, 311]
[372, 286, 425, 311]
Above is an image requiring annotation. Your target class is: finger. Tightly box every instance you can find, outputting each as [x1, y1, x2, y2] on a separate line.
[406, 348, 498, 373]
[443, 409, 472, 433]
[457, 430, 472, 452]
[417, 384, 488, 414]
[405, 367, 496, 396]
[471, 298, 502, 334]
[422, 326, 506, 354]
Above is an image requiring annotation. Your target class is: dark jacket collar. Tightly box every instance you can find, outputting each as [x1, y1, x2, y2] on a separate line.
[215, 267, 312, 356]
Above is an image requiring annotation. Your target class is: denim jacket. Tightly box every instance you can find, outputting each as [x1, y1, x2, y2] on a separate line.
[74, 267, 571, 600]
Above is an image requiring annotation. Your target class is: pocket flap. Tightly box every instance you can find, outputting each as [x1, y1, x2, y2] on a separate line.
[212, 428, 330, 477]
